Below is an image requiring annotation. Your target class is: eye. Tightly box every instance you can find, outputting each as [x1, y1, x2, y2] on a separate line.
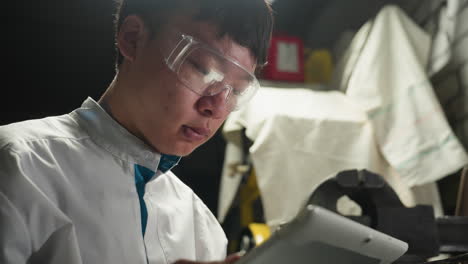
[231, 82, 249, 96]
[187, 59, 208, 75]
[232, 89, 242, 96]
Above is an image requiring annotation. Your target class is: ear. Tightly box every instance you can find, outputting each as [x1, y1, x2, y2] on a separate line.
[117, 15, 147, 63]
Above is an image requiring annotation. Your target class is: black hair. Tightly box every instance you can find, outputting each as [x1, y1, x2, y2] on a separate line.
[114, 0, 273, 68]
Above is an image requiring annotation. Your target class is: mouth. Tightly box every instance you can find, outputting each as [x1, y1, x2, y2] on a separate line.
[182, 125, 211, 141]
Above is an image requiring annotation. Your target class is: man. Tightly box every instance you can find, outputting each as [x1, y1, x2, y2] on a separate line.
[0, 0, 273, 263]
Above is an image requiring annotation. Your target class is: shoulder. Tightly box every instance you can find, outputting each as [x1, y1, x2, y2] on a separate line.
[0, 120, 76, 259]
[0, 114, 87, 154]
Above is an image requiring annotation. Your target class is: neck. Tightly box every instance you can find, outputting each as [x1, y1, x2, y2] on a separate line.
[98, 74, 160, 154]
[98, 76, 118, 118]
[99, 75, 140, 141]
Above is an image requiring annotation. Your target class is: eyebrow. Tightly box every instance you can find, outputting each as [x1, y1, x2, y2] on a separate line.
[200, 42, 255, 78]
[210, 56, 254, 83]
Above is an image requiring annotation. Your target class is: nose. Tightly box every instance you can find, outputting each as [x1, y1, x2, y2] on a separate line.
[195, 88, 231, 118]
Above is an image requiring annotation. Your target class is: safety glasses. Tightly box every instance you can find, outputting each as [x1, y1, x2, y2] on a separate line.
[164, 32, 260, 111]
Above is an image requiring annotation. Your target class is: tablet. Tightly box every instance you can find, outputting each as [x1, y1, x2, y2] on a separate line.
[236, 205, 408, 264]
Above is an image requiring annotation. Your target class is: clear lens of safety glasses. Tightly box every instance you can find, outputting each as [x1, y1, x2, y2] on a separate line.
[165, 34, 260, 111]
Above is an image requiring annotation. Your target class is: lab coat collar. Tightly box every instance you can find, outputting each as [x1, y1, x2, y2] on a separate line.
[70, 97, 176, 172]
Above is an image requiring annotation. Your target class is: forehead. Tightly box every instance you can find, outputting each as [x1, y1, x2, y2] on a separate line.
[165, 17, 257, 74]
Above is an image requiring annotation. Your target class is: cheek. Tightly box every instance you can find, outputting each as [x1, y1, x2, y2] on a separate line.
[162, 87, 176, 113]
[159, 79, 200, 117]
[154, 70, 184, 104]
[212, 115, 229, 132]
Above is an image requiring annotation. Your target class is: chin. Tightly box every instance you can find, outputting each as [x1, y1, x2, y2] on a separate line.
[169, 149, 195, 157]
[163, 143, 199, 157]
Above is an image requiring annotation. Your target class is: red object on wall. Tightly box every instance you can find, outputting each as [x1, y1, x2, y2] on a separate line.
[261, 34, 305, 82]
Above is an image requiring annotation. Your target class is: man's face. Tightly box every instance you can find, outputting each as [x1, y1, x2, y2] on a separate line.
[120, 16, 256, 156]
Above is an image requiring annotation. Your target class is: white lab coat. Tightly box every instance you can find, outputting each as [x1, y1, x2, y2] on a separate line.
[0, 98, 227, 264]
